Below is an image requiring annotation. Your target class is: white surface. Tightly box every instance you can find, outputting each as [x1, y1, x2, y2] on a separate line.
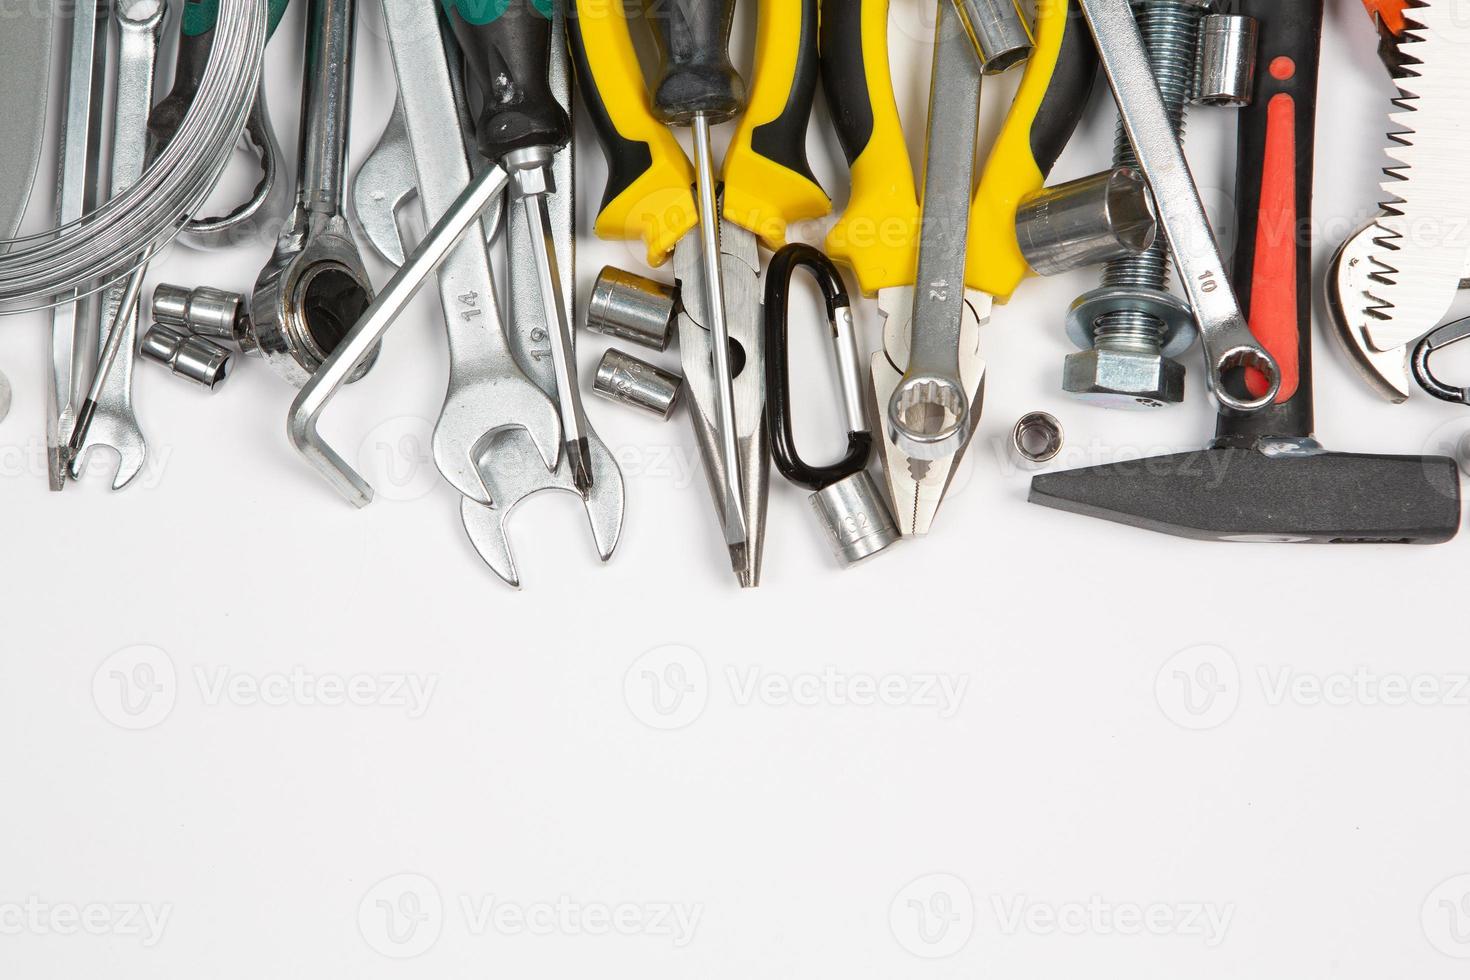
[4, 2, 1470, 978]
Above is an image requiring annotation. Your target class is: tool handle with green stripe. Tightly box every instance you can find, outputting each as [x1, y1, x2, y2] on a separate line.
[152, 0, 290, 154]
[443, 0, 570, 161]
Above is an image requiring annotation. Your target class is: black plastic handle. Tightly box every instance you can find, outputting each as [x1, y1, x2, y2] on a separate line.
[1031, 2, 1099, 175]
[644, 0, 744, 126]
[443, 0, 571, 161]
[764, 244, 870, 492]
[1216, 0, 1324, 443]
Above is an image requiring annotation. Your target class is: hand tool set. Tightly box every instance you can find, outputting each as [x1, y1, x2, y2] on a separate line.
[1, 0, 1465, 586]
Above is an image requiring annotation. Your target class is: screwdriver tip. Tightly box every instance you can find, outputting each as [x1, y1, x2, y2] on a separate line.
[569, 438, 594, 493]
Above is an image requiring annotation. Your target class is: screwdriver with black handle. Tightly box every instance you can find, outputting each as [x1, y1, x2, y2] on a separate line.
[641, 0, 753, 570]
[442, 0, 591, 490]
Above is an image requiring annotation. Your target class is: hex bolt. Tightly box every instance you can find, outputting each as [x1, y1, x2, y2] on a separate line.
[1065, 0, 1211, 409]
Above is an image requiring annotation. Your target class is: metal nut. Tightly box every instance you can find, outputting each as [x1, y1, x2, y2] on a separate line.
[1063, 348, 1185, 409]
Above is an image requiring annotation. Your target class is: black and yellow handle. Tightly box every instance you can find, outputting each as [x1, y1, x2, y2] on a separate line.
[967, 0, 1098, 298]
[818, 0, 920, 297]
[568, 0, 697, 267]
[722, 0, 831, 252]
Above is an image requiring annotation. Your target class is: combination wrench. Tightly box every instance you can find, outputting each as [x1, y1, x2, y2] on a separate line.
[350, 0, 561, 506]
[71, 0, 164, 490]
[1077, 0, 1280, 413]
[250, 0, 377, 387]
[461, 1, 625, 588]
[47, 0, 109, 490]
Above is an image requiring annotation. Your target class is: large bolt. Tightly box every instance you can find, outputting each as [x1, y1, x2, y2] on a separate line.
[1065, 0, 1211, 409]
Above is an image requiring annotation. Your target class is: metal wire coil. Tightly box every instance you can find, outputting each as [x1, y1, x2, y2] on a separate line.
[0, 0, 266, 312]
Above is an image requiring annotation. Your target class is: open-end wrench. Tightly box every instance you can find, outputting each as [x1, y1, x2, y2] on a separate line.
[47, 0, 109, 490]
[1078, 0, 1280, 414]
[461, 1, 625, 589]
[355, 0, 560, 506]
[70, 0, 164, 490]
[250, 0, 377, 387]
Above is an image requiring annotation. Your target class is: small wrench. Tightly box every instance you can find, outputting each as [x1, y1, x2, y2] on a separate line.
[461, 1, 625, 588]
[1078, 0, 1280, 413]
[354, 0, 561, 505]
[250, 0, 377, 387]
[71, 0, 164, 490]
[47, 0, 109, 490]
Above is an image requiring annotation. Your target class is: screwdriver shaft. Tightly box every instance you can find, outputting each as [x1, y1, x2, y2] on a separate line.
[691, 112, 749, 553]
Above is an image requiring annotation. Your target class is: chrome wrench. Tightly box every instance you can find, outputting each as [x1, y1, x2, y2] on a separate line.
[1078, 0, 1280, 414]
[885, 0, 982, 462]
[71, 0, 163, 490]
[360, 0, 561, 505]
[250, 0, 377, 388]
[47, 0, 109, 490]
[462, 2, 625, 588]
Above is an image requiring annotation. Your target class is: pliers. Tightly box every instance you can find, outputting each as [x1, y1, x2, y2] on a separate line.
[822, 0, 1099, 536]
[569, 0, 829, 586]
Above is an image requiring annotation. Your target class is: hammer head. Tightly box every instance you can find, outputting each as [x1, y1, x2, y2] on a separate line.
[1030, 446, 1462, 544]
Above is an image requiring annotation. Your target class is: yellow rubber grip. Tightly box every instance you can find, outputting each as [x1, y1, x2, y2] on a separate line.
[572, 0, 697, 267]
[722, 0, 831, 252]
[966, 0, 1069, 298]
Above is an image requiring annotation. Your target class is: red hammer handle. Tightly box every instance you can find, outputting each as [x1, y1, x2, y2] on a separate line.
[1226, 0, 1323, 440]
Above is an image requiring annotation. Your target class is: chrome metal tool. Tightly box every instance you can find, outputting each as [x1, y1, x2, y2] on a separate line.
[47, 0, 107, 491]
[1078, 0, 1281, 415]
[462, 1, 625, 589]
[71, 0, 165, 491]
[354, 0, 561, 507]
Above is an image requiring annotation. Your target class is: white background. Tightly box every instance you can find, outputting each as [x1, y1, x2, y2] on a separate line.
[4, 0, 1470, 977]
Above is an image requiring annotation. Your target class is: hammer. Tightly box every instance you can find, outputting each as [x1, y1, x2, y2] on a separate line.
[1030, 0, 1462, 544]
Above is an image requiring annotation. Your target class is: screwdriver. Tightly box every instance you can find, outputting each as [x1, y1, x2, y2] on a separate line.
[443, 0, 590, 490]
[642, 0, 751, 570]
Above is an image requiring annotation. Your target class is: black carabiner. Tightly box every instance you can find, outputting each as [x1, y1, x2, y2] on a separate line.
[1412, 315, 1470, 405]
[763, 243, 873, 492]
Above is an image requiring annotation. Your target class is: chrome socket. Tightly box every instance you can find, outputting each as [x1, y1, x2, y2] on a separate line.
[810, 471, 901, 567]
[1193, 14, 1258, 107]
[140, 324, 233, 390]
[1015, 168, 1157, 277]
[586, 266, 677, 352]
[593, 348, 683, 420]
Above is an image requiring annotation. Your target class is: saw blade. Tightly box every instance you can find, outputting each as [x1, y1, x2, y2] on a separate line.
[1365, 1, 1470, 353]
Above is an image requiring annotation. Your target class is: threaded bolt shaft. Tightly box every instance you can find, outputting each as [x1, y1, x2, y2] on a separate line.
[1092, 0, 1207, 356]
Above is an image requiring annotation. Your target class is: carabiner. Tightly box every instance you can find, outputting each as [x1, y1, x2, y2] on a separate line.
[1412, 315, 1470, 405]
[763, 243, 872, 491]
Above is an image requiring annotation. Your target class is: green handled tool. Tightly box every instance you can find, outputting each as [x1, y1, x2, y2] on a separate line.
[444, 0, 592, 489]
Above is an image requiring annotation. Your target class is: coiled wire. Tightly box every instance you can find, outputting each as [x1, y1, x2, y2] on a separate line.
[0, 0, 266, 313]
